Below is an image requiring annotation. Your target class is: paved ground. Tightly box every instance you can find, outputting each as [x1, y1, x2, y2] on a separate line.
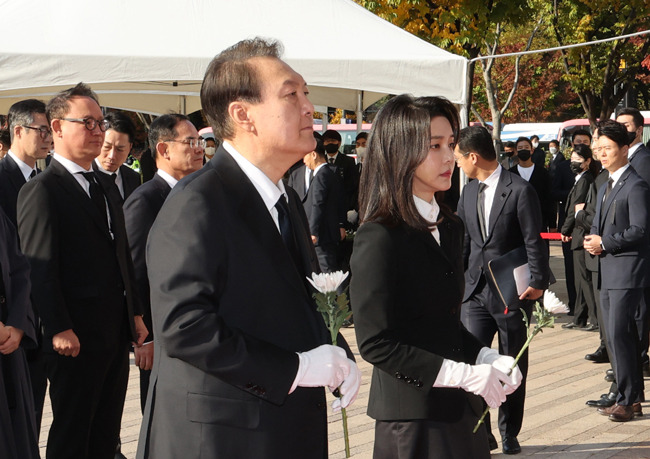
[39, 242, 650, 457]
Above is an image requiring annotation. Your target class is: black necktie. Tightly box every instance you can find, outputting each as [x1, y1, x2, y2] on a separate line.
[29, 169, 36, 179]
[82, 172, 108, 228]
[275, 195, 301, 272]
[604, 177, 614, 202]
[109, 173, 124, 204]
[306, 169, 313, 194]
[329, 157, 335, 165]
[477, 182, 488, 241]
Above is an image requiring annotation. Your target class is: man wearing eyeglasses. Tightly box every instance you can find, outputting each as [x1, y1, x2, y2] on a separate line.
[0, 99, 50, 228]
[16, 83, 148, 458]
[123, 113, 203, 415]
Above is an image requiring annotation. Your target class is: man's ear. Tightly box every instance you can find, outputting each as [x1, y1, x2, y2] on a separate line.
[228, 101, 255, 134]
[156, 141, 168, 159]
[51, 119, 63, 138]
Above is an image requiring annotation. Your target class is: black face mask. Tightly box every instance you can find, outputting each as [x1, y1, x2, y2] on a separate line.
[628, 130, 638, 145]
[570, 161, 584, 174]
[505, 150, 514, 157]
[517, 149, 531, 161]
[324, 144, 339, 154]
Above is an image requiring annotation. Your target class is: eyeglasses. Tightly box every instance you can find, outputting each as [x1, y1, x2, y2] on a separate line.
[164, 138, 206, 149]
[454, 151, 470, 163]
[22, 125, 52, 140]
[62, 117, 110, 132]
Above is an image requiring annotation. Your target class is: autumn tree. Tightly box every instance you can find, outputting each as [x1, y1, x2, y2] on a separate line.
[548, 0, 650, 128]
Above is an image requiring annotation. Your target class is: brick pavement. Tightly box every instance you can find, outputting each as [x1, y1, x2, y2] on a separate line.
[39, 242, 650, 457]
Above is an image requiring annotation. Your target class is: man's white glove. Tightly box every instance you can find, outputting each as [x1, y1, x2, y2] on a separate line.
[433, 359, 509, 408]
[476, 347, 523, 396]
[291, 345, 361, 410]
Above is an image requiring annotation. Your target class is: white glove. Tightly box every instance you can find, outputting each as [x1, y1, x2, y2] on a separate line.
[292, 344, 356, 392]
[346, 210, 359, 225]
[433, 359, 509, 408]
[476, 347, 523, 396]
[331, 361, 362, 413]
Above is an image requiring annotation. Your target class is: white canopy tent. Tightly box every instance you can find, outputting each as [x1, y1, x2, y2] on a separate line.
[0, 0, 467, 116]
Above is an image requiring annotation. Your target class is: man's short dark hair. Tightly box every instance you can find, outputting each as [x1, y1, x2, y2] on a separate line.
[530, 135, 539, 142]
[46, 82, 100, 123]
[616, 107, 645, 129]
[549, 139, 560, 148]
[105, 111, 136, 143]
[149, 113, 190, 160]
[457, 126, 496, 161]
[201, 37, 282, 141]
[7, 99, 46, 143]
[571, 129, 592, 143]
[0, 129, 10, 149]
[355, 132, 368, 141]
[322, 129, 342, 143]
[515, 136, 533, 150]
[503, 141, 515, 149]
[597, 120, 629, 148]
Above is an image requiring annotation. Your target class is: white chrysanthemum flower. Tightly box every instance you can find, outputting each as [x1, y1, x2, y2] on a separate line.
[307, 271, 349, 294]
[543, 290, 569, 315]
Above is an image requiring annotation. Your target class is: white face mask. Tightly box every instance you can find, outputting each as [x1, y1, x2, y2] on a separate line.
[356, 146, 368, 162]
[549, 147, 558, 155]
[204, 146, 216, 158]
[532, 141, 539, 149]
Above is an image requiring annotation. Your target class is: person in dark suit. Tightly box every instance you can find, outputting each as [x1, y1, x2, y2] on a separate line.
[616, 108, 650, 377]
[0, 99, 50, 228]
[323, 129, 359, 213]
[510, 136, 555, 231]
[584, 119, 650, 422]
[0, 206, 39, 459]
[561, 144, 599, 330]
[92, 111, 141, 204]
[351, 94, 520, 459]
[289, 141, 346, 272]
[457, 126, 550, 455]
[0, 99, 51, 434]
[17, 83, 148, 458]
[123, 113, 204, 412]
[530, 135, 546, 168]
[136, 38, 361, 459]
[549, 139, 578, 314]
[500, 141, 518, 170]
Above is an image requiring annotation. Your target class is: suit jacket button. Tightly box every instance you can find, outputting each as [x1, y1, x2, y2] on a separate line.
[395, 372, 403, 379]
[416, 381, 423, 388]
[405, 378, 413, 384]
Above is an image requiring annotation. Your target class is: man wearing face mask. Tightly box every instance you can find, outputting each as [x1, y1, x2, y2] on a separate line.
[530, 135, 546, 168]
[510, 137, 554, 232]
[199, 128, 219, 163]
[323, 129, 359, 214]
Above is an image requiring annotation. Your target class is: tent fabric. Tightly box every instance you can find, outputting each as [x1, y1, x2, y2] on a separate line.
[0, 0, 467, 115]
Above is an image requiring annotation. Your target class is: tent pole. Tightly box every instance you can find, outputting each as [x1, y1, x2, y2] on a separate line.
[356, 90, 364, 134]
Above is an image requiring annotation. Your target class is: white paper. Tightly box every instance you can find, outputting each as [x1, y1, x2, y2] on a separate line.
[513, 263, 531, 296]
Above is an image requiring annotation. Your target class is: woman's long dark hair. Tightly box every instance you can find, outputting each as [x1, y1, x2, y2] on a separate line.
[572, 144, 600, 178]
[358, 94, 459, 232]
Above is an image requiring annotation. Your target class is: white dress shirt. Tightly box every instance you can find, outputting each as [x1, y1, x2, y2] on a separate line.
[8, 150, 37, 181]
[223, 141, 286, 233]
[479, 165, 502, 237]
[413, 195, 440, 244]
[156, 169, 179, 190]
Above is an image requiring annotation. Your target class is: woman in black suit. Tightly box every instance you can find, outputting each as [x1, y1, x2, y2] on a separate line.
[350, 95, 522, 459]
[561, 144, 600, 329]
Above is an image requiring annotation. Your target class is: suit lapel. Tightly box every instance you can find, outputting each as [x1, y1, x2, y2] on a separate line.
[50, 159, 113, 240]
[600, 167, 631, 228]
[464, 181, 483, 245]
[5, 155, 27, 195]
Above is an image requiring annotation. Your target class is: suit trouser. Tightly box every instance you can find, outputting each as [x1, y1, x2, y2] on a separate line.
[461, 279, 533, 438]
[601, 288, 644, 405]
[562, 240, 577, 312]
[45, 342, 129, 459]
[573, 249, 597, 327]
[315, 243, 339, 273]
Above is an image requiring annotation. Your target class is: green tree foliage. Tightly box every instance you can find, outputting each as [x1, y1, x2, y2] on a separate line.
[549, 0, 650, 127]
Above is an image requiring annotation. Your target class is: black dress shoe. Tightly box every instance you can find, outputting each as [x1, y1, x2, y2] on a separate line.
[586, 391, 617, 407]
[585, 348, 609, 363]
[581, 324, 599, 332]
[562, 322, 582, 329]
[502, 436, 521, 455]
[643, 363, 650, 378]
[487, 432, 498, 451]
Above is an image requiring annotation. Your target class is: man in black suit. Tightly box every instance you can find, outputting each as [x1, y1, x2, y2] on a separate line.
[17, 83, 148, 458]
[123, 113, 204, 411]
[584, 120, 650, 422]
[0, 99, 50, 227]
[291, 141, 346, 272]
[530, 135, 546, 168]
[511, 136, 555, 231]
[92, 111, 141, 204]
[0, 99, 51, 433]
[323, 129, 359, 214]
[136, 38, 361, 459]
[456, 126, 550, 455]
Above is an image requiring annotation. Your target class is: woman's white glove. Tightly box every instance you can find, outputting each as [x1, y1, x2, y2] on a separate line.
[476, 347, 523, 395]
[433, 359, 509, 408]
